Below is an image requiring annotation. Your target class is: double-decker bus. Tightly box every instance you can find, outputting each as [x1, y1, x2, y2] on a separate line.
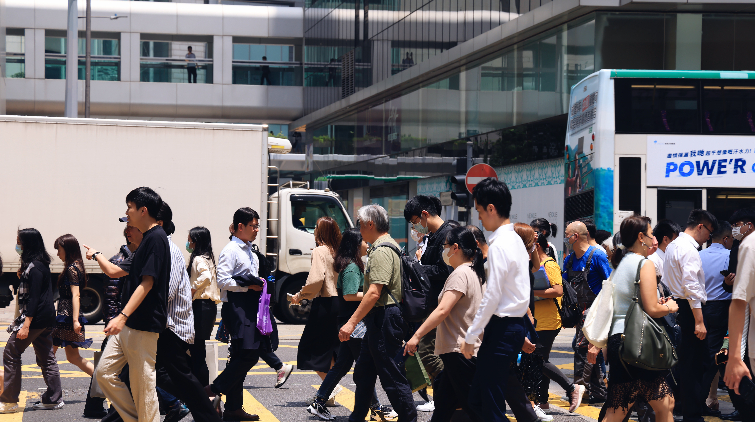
[565, 69, 755, 233]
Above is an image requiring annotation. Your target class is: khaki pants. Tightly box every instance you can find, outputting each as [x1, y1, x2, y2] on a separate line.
[95, 326, 159, 422]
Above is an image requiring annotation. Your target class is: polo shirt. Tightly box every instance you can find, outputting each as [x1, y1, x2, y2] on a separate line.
[365, 234, 402, 307]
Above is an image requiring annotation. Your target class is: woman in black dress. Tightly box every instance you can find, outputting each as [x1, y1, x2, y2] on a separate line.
[291, 217, 342, 382]
[52, 234, 94, 376]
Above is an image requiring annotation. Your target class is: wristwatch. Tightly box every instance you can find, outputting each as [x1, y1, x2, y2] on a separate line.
[91, 252, 102, 261]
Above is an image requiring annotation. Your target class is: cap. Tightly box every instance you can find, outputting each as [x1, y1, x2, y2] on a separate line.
[119, 216, 129, 223]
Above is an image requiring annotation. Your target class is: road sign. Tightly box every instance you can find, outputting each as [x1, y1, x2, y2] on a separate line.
[465, 163, 498, 193]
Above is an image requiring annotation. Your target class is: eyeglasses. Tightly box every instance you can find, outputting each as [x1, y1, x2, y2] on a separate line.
[702, 225, 714, 235]
[249, 224, 260, 230]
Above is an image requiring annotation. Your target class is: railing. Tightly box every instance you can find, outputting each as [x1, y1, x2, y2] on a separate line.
[231, 60, 302, 86]
[44, 54, 120, 81]
[139, 57, 214, 84]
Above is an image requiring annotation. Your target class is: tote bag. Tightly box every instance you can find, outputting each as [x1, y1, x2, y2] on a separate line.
[582, 276, 615, 348]
[257, 281, 274, 336]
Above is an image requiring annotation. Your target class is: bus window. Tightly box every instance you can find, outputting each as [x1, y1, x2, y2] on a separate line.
[702, 83, 755, 134]
[618, 157, 642, 216]
[615, 79, 700, 134]
[657, 189, 702, 230]
[707, 189, 755, 223]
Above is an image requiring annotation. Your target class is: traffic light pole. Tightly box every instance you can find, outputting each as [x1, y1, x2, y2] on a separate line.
[466, 140, 473, 224]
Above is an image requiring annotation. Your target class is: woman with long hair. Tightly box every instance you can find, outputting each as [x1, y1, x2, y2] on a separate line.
[187, 226, 221, 387]
[530, 218, 558, 261]
[0, 229, 62, 413]
[306, 228, 397, 421]
[404, 226, 486, 422]
[52, 234, 94, 376]
[602, 216, 678, 422]
[292, 217, 342, 382]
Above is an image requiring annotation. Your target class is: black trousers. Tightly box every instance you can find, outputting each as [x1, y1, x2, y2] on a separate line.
[535, 329, 574, 404]
[677, 299, 710, 422]
[211, 340, 261, 412]
[190, 299, 218, 386]
[349, 305, 416, 422]
[432, 353, 478, 422]
[156, 329, 222, 422]
[701, 299, 731, 403]
[187, 67, 197, 83]
[468, 316, 526, 422]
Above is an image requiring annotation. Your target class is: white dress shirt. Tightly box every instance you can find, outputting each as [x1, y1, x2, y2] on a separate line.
[733, 233, 755, 368]
[664, 232, 706, 308]
[217, 236, 259, 302]
[167, 235, 195, 344]
[465, 224, 530, 344]
[648, 248, 665, 280]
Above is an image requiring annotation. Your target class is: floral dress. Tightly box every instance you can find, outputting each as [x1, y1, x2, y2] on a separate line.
[52, 263, 93, 348]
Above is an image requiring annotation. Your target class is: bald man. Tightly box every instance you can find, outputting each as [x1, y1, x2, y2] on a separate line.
[563, 221, 612, 404]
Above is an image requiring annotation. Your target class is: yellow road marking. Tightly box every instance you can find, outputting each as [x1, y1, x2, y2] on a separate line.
[220, 389, 281, 421]
[548, 392, 601, 420]
[311, 385, 375, 421]
[0, 391, 27, 421]
[556, 363, 574, 370]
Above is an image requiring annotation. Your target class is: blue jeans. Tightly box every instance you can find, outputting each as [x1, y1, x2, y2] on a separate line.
[468, 316, 524, 422]
[317, 334, 379, 408]
[349, 306, 416, 422]
[156, 386, 179, 407]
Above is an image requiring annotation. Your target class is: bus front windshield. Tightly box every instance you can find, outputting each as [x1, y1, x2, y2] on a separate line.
[291, 195, 351, 234]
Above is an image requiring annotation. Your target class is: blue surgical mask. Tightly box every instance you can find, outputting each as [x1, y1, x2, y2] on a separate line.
[186, 242, 194, 254]
[15, 244, 22, 256]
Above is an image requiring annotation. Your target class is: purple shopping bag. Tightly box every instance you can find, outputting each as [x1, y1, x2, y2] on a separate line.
[257, 280, 273, 335]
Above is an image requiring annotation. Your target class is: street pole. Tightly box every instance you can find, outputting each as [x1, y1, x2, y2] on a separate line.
[466, 140, 473, 224]
[64, 0, 78, 118]
[85, 0, 91, 118]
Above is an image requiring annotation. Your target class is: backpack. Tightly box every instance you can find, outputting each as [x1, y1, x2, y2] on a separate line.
[560, 250, 596, 329]
[376, 243, 431, 323]
[251, 244, 275, 279]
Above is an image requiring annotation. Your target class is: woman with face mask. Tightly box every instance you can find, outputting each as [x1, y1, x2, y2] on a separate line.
[601, 216, 680, 422]
[403, 226, 486, 422]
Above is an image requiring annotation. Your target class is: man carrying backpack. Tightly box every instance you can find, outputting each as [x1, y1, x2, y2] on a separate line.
[339, 204, 417, 422]
[563, 221, 612, 404]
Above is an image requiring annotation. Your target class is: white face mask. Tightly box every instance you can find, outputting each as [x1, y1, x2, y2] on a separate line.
[733, 223, 752, 241]
[412, 221, 429, 235]
[442, 246, 454, 266]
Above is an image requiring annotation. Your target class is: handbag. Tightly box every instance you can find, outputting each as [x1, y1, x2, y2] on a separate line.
[582, 276, 615, 348]
[620, 258, 679, 371]
[215, 319, 230, 344]
[256, 281, 274, 336]
[514, 352, 544, 401]
[558, 278, 581, 328]
[405, 351, 432, 392]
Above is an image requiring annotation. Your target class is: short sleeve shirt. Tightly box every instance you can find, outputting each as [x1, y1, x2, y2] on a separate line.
[338, 262, 364, 296]
[733, 233, 755, 306]
[364, 234, 402, 307]
[122, 225, 170, 333]
[534, 259, 563, 331]
[563, 246, 612, 295]
[435, 264, 484, 356]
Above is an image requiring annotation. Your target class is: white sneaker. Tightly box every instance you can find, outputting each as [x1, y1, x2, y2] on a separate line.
[326, 385, 342, 406]
[32, 401, 64, 410]
[275, 364, 293, 388]
[307, 402, 334, 421]
[416, 400, 434, 412]
[534, 405, 553, 421]
[0, 402, 19, 413]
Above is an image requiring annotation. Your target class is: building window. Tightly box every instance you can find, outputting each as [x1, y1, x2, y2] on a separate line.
[140, 40, 213, 83]
[232, 44, 300, 86]
[44, 36, 120, 81]
[5, 29, 25, 78]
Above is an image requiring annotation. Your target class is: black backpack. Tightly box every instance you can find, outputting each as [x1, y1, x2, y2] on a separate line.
[560, 250, 595, 329]
[377, 243, 431, 323]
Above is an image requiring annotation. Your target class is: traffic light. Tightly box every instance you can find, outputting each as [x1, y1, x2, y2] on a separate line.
[450, 175, 469, 205]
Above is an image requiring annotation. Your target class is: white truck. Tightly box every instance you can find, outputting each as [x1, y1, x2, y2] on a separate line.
[0, 115, 351, 324]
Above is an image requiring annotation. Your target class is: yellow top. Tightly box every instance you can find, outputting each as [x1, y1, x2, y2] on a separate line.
[534, 258, 563, 331]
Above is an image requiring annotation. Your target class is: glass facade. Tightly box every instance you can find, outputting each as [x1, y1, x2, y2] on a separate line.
[44, 36, 120, 81]
[5, 31, 23, 78]
[232, 44, 300, 86]
[140, 40, 213, 83]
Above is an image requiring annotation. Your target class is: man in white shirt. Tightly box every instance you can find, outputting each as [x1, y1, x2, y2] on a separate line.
[461, 178, 530, 422]
[724, 209, 755, 421]
[649, 219, 681, 283]
[664, 209, 719, 422]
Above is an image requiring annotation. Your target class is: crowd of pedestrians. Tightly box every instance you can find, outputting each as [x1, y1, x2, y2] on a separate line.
[3, 181, 755, 422]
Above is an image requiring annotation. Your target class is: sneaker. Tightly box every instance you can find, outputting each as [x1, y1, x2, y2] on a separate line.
[534, 405, 553, 422]
[164, 403, 190, 422]
[32, 401, 64, 410]
[307, 402, 334, 421]
[569, 384, 585, 413]
[326, 385, 342, 406]
[416, 400, 434, 412]
[370, 405, 398, 421]
[0, 402, 19, 414]
[275, 364, 294, 388]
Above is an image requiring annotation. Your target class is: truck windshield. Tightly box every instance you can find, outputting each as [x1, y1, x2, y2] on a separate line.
[290, 195, 351, 234]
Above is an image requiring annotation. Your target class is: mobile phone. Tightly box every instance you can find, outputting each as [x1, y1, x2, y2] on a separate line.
[287, 293, 295, 302]
[721, 270, 731, 277]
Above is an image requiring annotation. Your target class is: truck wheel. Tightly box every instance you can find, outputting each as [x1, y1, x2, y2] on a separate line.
[81, 276, 105, 325]
[277, 277, 310, 324]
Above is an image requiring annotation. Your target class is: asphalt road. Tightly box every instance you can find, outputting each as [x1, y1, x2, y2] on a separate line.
[0, 318, 736, 422]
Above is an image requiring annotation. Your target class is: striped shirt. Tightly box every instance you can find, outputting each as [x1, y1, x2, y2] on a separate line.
[217, 236, 259, 302]
[167, 235, 195, 344]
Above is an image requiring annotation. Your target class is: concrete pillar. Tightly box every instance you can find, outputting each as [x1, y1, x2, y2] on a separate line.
[120, 32, 131, 82]
[675, 14, 702, 71]
[34, 29, 45, 80]
[129, 33, 140, 83]
[213, 35, 223, 85]
[222, 36, 232, 85]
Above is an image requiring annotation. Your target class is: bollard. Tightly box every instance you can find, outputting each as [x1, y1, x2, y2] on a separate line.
[206, 341, 219, 383]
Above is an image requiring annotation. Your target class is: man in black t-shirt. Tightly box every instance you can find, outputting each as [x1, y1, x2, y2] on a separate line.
[94, 187, 170, 422]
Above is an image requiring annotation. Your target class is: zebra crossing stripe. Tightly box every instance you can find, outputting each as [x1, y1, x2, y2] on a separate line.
[220, 388, 281, 421]
[0, 391, 27, 422]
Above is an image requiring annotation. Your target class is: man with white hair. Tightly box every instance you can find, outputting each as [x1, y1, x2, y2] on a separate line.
[339, 205, 416, 422]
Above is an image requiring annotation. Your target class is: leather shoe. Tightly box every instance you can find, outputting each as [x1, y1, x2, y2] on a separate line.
[222, 408, 259, 421]
[701, 405, 722, 417]
[721, 410, 743, 421]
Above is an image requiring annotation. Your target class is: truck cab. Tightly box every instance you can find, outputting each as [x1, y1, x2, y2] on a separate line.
[267, 183, 353, 323]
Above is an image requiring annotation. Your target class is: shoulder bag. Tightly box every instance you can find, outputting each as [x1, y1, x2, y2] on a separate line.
[620, 258, 678, 371]
[582, 275, 614, 348]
